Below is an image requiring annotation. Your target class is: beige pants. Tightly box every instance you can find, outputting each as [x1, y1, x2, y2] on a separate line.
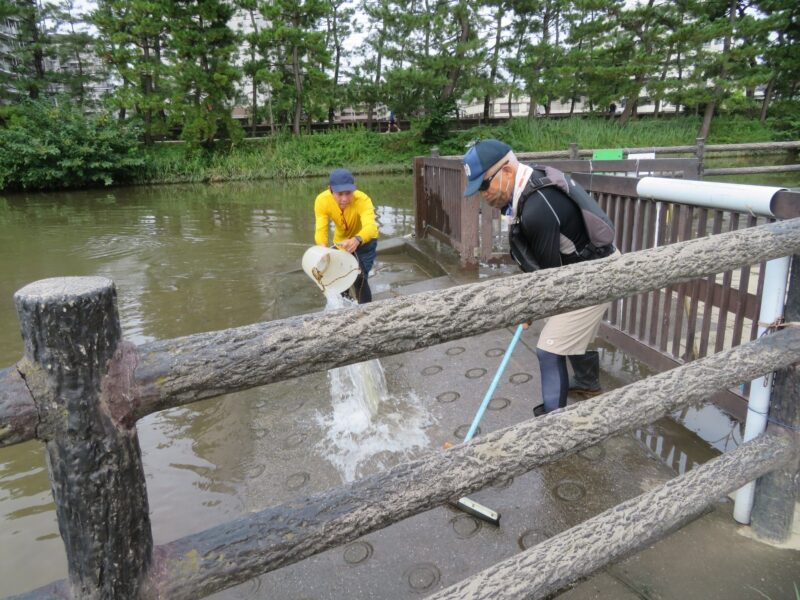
[535, 301, 609, 355]
[535, 250, 620, 356]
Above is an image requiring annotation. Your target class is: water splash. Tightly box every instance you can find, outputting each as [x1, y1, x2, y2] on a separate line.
[324, 293, 388, 417]
[316, 292, 434, 482]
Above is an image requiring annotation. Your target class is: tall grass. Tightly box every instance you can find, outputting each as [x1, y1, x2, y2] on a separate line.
[440, 115, 780, 155]
[136, 115, 788, 186]
[137, 127, 426, 184]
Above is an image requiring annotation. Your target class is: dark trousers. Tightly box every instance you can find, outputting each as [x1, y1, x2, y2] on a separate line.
[536, 349, 568, 413]
[351, 239, 377, 303]
[536, 349, 602, 413]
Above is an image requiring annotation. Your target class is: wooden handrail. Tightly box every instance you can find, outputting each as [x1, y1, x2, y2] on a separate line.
[3, 219, 800, 448]
[428, 433, 795, 600]
[435, 140, 800, 160]
[19, 328, 800, 599]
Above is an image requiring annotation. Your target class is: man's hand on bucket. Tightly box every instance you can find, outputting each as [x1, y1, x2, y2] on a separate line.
[336, 238, 360, 253]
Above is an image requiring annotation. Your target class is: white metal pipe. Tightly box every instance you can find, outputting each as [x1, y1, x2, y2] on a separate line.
[733, 256, 791, 524]
[636, 176, 791, 524]
[636, 178, 786, 217]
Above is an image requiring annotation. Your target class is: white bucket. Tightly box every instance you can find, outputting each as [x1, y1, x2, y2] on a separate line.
[301, 246, 360, 294]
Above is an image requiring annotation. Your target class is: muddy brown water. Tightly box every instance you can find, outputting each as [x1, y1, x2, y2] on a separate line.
[0, 175, 428, 595]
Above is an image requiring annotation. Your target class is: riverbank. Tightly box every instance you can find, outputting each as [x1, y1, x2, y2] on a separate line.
[1, 111, 796, 192]
[137, 115, 788, 185]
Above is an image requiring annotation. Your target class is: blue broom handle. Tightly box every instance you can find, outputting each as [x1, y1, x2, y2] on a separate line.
[463, 324, 525, 443]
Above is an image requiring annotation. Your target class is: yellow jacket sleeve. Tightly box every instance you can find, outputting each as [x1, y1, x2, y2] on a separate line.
[352, 191, 379, 243]
[314, 191, 332, 246]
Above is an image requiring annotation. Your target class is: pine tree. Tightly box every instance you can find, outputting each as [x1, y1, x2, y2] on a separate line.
[480, 1, 509, 121]
[357, 0, 394, 126]
[261, 0, 330, 134]
[753, 0, 800, 121]
[92, 0, 172, 141]
[52, 0, 103, 107]
[0, 0, 55, 101]
[513, 0, 572, 117]
[232, 0, 269, 135]
[607, 0, 673, 125]
[544, 0, 609, 115]
[381, 0, 483, 122]
[324, 0, 356, 123]
[166, 0, 242, 148]
[684, 0, 740, 138]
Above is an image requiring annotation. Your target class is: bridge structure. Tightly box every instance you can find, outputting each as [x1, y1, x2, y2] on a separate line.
[1, 161, 799, 598]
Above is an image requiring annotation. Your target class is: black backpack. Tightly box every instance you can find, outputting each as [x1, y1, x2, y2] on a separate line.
[509, 165, 616, 272]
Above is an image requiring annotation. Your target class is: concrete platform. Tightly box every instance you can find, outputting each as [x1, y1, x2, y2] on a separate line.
[561, 503, 800, 600]
[208, 253, 798, 600]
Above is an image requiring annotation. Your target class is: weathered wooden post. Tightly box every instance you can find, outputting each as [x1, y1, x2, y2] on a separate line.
[14, 277, 152, 599]
[751, 255, 800, 543]
[569, 142, 579, 160]
[695, 137, 705, 179]
[414, 156, 426, 240]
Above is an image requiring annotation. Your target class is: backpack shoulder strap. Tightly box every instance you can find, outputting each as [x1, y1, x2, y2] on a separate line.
[516, 165, 574, 221]
[514, 166, 557, 223]
[527, 165, 553, 192]
[525, 164, 571, 194]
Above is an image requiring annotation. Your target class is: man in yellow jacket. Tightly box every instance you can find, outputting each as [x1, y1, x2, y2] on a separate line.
[314, 168, 379, 303]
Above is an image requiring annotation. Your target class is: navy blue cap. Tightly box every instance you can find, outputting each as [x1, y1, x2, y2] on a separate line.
[329, 168, 357, 193]
[463, 139, 511, 197]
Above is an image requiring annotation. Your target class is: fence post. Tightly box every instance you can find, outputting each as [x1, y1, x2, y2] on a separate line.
[750, 255, 800, 543]
[695, 137, 705, 179]
[569, 142, 579, 160]
[14, 277, 152, 599]
[413, 157, 427, 239]
[460, 160, 480, 269]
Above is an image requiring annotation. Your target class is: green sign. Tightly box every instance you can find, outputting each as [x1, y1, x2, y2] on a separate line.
[592, 148, 624, 160]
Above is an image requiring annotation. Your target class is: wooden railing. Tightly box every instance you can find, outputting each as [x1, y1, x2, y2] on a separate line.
[578, 175, 800, 420]
[414, 156, 703, 269]
[1, 220, 799, 599]
[429, 139, 800, 178]
[413, 155, 800, 420]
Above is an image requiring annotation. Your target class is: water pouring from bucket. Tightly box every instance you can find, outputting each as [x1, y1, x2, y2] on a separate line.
[302, 246, 361, 295]
[300, 245, 434, 482]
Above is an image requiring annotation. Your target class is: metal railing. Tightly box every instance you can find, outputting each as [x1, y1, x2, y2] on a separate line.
[1, 219, 799, 599]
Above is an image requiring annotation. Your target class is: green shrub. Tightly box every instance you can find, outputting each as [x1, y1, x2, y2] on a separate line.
[0, 104, 24, 129]
[767, 100, 800, 140]
[0, 99, 146, 191]
[417, 98, 457, 145]
[137, 126, 426, 184]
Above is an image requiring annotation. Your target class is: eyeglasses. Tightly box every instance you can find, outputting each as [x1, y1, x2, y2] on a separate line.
[478, 161, 508, 191]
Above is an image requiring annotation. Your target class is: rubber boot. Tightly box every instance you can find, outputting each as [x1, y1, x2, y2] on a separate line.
[567, 350, 601, 398]
[353, 273, 372, 303]
[536, 348, 568, 414]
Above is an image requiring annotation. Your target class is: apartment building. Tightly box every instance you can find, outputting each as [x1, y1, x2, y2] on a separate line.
[0, 15, 19, 99]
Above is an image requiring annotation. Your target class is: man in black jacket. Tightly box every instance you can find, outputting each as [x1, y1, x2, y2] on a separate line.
[463, 139, 617, 415]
